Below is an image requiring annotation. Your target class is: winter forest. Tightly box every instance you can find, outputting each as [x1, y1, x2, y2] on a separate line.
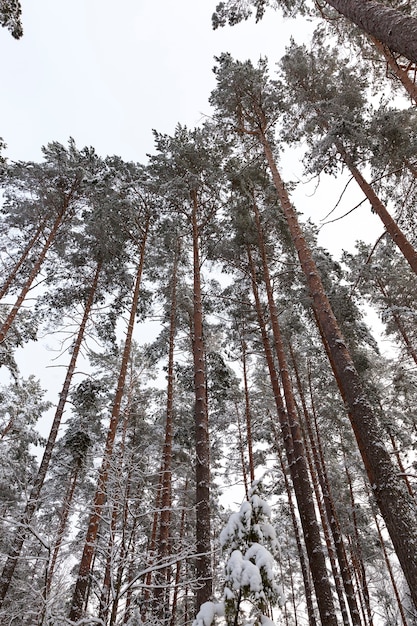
[1, 0, 417, 625]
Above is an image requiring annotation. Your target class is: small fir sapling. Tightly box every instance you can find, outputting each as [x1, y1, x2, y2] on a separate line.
[193, 478, 284, 626]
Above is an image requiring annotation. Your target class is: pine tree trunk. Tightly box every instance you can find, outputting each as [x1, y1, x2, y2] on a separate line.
[98, 499, 118, 625]
[108, 378, 137, 626]
[235, 400, 250, 500]
[0, 261, 102, 607]
[44, 461, 81, 601]
[190, 189, 212, 610]
[247, 245, 338, 626]
[298, 355, 362, 626]
[365, 482, 409, 626]
[68, 220, 149, 623]
[370, 36, 417, 105]
[241, 334, 255, 484]
[375, 276, 417, 367]
[153, 239, 179, 615]
[0, 209, 65, 343]
[344, 460, 374, 626]
[273, 430, 318, 626]
[336, 142, 417, 276]
[0, 220, 46, 301]
[141, 482, 162, 622]
[300, 404, 351, 626]
[327, 0, 417, 64]
[169, 478, 189, 626]
[260, 132, 417, 610]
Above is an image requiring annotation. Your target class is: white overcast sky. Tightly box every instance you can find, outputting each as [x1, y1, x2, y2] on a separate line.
[1, 1, 310, 162]
[1, 0, 382, 253]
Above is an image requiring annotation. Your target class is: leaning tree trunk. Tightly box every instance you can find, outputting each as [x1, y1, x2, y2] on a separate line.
[259, 130, 417, 610]
[375, 276, 417, 368]
[0, 219, 46, 301]
[370, 36, 417, 105]
[326, 0, 417, 65]
[190, 189, 212, 610]
[247, 245, 338, 626]
[0, 208, 66, 343]
[335, 141, 417, 276]
[0, 260, 102, 607]
[68, 220, 149, 623]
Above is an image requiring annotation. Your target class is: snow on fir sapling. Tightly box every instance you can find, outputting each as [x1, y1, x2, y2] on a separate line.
[193, 479, 284, 626]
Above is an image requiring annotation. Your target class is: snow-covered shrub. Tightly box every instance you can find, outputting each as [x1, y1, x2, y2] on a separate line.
[193, 479, 284, 626]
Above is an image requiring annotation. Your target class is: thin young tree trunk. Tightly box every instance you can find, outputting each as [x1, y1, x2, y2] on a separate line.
[0, 209, 65, 343]
[98, 497, 119, 625]
[141, 482, 162, 622]
[365, 482, 409, 626]
[370, 36, 417, 105]
[234, 400, 250, 500]
[68, 220, 150, 623]
[259, 132, 417, 609]
[0, 220, 45, 301]
[169, 477, 189, 626]
[298, 355, 362, 626]
[0, 260, 102, 607]
[299, 400, 351, 626]
[375, 276, 417, 367]
[389, 433, 415, 501]
[108, 376, 138, 626]
[241, 334, 255, 484]
[43, 462, 81, 602]
[272, 425, 317, 626]
[153, 239, 179, 616]
[190, 189, 212, 609]
[122, 522, 139, 625]
[247, 245, 338, 625]
[326, 0, 417, 65]
[344, 460, 374, 626]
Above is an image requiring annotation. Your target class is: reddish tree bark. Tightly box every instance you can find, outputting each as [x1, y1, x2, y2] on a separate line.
[153, 240, 180, 617]
[258, 131, 417, 609]
[190, 189, 212, 609]
[365, 482, 409, 626]
[371, 36, 417, 105]
[247, 245, 338, 625]
[68, 219, 149, 622]
[335, 142, 417, 277]
[294, 352, 362, 626]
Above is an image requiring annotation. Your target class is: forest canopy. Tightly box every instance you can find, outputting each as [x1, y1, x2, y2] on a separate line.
[0, 2, 417, 625]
